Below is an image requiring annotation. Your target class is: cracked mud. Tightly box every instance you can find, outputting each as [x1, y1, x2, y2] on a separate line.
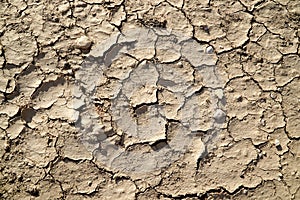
[0, 0, 299, 199]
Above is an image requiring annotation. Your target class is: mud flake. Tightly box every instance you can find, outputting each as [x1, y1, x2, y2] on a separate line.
[21, 133, 57, 167]
[275, 55, 300, 87]
[0, 103, 19, 117]
[158, 89, 185, 119]
[0, 114, 9, 129]
[225, 77, 263, 119]
[281, 141, 300, 195]
[96, 179, 137, 200]
[1, 30, 37, 65]
[268, 128, 290, 155]
[57, 135, 93, 161]
[51, 160, 110, 194]
[282, 78, 300, 138]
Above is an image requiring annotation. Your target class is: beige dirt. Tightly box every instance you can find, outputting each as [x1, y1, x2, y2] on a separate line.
[0, 0, 299, 199]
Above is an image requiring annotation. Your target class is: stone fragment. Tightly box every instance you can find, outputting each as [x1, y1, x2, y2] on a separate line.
[75, 35, 92, 50]
[274, 139, 280, 147]
[213, 109, 226, 123]
[206, 45, 214, 54]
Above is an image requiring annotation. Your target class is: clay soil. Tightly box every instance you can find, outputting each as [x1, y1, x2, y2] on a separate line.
[0, 0, 299, 199]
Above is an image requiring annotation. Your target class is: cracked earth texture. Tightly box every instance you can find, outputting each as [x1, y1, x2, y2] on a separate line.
[0, 0, 299, 199]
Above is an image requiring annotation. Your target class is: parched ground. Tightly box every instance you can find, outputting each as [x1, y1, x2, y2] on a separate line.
[0, 0, 299, 199]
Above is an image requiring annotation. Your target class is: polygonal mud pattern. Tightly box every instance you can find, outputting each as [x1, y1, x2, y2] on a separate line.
[0, 0, 299, 199]
[74, 27, 226, 175]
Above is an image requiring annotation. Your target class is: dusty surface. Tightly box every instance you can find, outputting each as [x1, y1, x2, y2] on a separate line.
[0, 0, 299, 199]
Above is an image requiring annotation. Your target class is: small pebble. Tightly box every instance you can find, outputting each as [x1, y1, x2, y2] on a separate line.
[274, 139, 280, 147]
[75, 35, 92, 50]
[213, 109, 226, 123]
[206, 46, 214, 54]
[260, 119, 266, 126]
[270, 92, 277, 99]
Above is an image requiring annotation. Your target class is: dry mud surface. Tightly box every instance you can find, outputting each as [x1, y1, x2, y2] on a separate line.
[0, 0, 299, 199]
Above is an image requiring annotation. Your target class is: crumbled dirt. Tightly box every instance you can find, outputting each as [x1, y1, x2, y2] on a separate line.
[0, 0, 299, 199]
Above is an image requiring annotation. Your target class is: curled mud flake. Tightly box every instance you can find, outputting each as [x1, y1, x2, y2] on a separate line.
[27, 111, 48, 129]
[0, 103, 19, 117]
[32, 78, 65, 109]
[6, 118, 25, 139]
[47, 99, 79, 123]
